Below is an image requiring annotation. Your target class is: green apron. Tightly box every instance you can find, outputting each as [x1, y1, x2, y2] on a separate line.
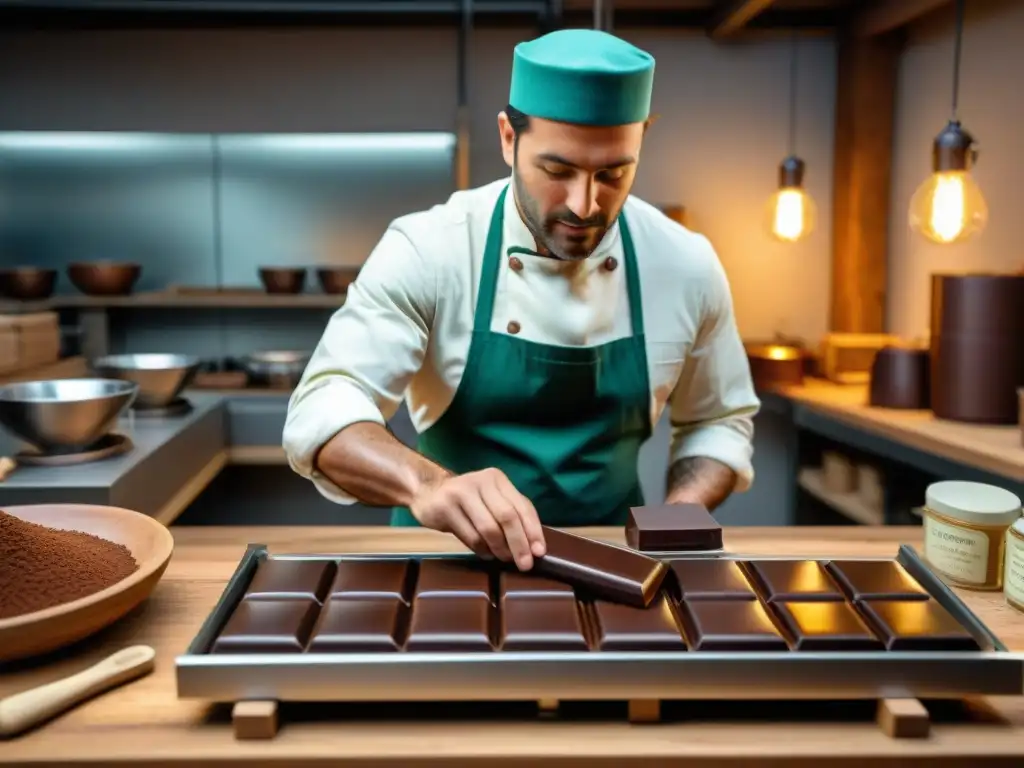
[391, 185, 651, 527]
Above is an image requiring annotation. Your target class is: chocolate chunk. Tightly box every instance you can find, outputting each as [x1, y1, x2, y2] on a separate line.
[745, 560, 844, 603]
[825, 560, 930, 602]
[592, 596, 688, 651]
[244, 558, 336, 603]
[414, 559, 492, 601]
[500, 597, 589, 651]
[308, 597, 405, 652]
[669, 559, 757, 601]
[405, 596, 495, 651]
[626, 504, 723, 552]
[330, 558, 412, 602]
[499, 570, 575, 600]
[533, 526, 667, 608]
[212, 598, 319, 653]
[857, 599, 980, 651]
[772, 601, 885, 651]
[678, 599, 788, 651]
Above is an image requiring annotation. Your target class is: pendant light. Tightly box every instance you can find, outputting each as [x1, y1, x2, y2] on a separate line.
[765, 32, 816, 243]
[908, 0, 987, 244]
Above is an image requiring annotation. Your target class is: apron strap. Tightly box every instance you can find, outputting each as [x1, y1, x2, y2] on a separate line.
[618, 214, 645, 338]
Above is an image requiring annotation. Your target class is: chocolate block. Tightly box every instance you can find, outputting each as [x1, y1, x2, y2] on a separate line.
[500, 597, 589, 651]
[499, 570, 575, 600]
[626, 503, 723, 552]
[592, 596, 688, 651]
[678, 599, 788, 651]
[405, 596, 495, 651]
[669, 559, 757, 601]
[211, 598, 319, 653]
[414, 558, 492, 601]
[308, 597, 405, 652]
[745, 560, 844, 603]
[244, 558, 336, 603]
[533, 526, 667, 608]
[772, 601, 885, 651]
[857, 600, 980, 651]
[330, 559, 412, 603]
[825, 560, 930, 602]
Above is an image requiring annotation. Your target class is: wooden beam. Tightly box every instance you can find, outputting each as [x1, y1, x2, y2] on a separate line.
[708, 0, 777, 39]
[829, 29, 902, 334]
[852, 0, 950, 38]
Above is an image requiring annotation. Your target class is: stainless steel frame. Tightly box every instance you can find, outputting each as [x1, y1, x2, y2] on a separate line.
[175, 544, 1024, 703]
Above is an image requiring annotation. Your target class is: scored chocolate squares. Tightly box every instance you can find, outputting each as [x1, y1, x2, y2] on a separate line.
[626, 503, 723, 552]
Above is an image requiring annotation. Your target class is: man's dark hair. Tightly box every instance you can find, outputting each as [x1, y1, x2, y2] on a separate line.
[505, 104, 531, 157]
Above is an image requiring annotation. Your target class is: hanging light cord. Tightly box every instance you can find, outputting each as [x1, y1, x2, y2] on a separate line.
[788, 31, 798, 156]
[951, 0, 964, 121]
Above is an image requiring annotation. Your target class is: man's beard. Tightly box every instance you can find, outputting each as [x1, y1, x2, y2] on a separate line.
[512, 168, 615, 262]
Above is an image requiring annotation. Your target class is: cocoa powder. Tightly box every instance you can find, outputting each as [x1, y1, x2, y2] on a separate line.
[0, 509, 139, 619]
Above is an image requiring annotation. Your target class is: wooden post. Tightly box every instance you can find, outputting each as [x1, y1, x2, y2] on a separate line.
[830, 30, 902, 333]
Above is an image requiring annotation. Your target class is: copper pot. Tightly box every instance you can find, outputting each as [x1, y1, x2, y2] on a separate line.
[259, 267, 306, 295]
[67, 262, 141, 296]
[0, 267, 57, 300]
[744, 342, 804, 390]
[316, 267, 360, 295]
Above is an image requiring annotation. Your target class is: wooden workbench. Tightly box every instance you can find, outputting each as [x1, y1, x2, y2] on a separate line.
[2, 525, 1024, 766]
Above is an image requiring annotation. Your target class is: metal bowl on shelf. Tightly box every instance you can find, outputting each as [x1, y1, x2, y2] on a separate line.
[91, 353, 201, 408]
[241, 350, 311, 389]
[0, 267, 58, 301]
[67, 261, 142, 296]
[316, 267, 360, 295]
[258, 267, 307, 295]
[0, 378, 138, 451]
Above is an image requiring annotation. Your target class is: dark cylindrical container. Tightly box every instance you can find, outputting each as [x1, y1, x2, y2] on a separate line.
[930, 274, 1024, 424]
[869, 345, 930, 410]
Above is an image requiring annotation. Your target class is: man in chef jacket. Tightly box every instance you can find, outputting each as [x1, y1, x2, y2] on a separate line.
[283, 29, 760, 571]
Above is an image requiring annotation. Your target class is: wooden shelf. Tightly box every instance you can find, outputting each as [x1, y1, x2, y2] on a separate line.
[0, 289, 346, 312]
[798, 467, 884, 526]
[0, 356, 88, 385]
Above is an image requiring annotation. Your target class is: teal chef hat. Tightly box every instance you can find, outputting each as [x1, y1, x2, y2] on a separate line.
[509, 29, 655, 127]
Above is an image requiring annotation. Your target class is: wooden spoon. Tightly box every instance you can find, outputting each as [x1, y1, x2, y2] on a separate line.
[0, 645, 156, 737]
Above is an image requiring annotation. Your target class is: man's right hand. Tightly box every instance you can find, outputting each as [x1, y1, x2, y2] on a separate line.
[410, 467, 546, 571]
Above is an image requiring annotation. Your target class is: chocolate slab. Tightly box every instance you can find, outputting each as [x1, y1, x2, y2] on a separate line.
[625, 503, 723, 552]
[211, 598, 319, 654]
[591, 596, 688, 651]
[825, 560, 930, 602]
[308, 597, 405, 652]
[857, 599, 980, 651]
[500, 597, 589, 651]
[244, 558, 336, 603]
[772, 601, 885, 651]
[677, 599, 789, 651]
[532, 526, 667, 608]
[330, 559, 413, 602]
[405, 596, 495, 651]
[499, 570, 575, 600]
[745, 560, 844, 603]
[669, 559, 757, 601]
[413, 558, 492, 601]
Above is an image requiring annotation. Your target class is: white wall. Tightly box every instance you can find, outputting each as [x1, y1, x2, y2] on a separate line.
[0, 25, 837, 343]
[889, 0, 1024, 338]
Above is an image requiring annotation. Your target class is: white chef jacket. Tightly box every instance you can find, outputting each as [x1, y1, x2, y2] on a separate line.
[283, 176, 761, 505]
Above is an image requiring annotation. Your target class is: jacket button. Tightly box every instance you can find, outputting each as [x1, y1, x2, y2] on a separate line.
[507, 320, 521, 335]
[604, 256, 618, 272]
[509, 255, 524, 272]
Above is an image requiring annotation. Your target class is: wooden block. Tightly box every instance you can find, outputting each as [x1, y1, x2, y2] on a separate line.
[877, 698, 930, 738]
[627, 699, 661, 724]
[232, 700, 279, 740]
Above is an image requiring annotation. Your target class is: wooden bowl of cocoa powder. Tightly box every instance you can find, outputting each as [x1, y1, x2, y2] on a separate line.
[0, 504, 174, 663]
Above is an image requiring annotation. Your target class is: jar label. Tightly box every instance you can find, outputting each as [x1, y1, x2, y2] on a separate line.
[1005, 541, 1024, 604]
[925, 517, 989, 584]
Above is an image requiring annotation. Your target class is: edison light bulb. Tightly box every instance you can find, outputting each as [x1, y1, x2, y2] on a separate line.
[764, 156, 816, 243]
[909, 120, 988, 244]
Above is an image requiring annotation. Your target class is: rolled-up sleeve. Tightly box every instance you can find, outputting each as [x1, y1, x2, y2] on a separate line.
[282, 225, 435, 504]
[667, 254, 760, 492]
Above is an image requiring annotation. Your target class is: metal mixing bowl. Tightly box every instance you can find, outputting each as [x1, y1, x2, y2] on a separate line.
[91, 353, 201, 408]
[242, 350, 311, 389]
[0, 267, 58, 301]
[0, 378, 138, 450]
[68, 262, 142, 296]
[316, 267, 360, 295]
[258, 267, 307, 295]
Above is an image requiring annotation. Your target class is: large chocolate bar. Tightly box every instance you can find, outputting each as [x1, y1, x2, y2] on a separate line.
[825, 560, 929, 602]
[669, 559, 757, 601]
[212, 598, 319, 653]
[745, 560, 845, 603]
[591, 596, 688, 651]
[532, 526, 667, 608]
[678, 599, 788, 651]
[308, 597, 405, 652]
[857, 599, 980, 651]
[244, 558, 336, 603]
[500, 597, 589, 651]
[772, 601, 885, 651]
[499, 570, 575, 600]
[626, 504, 723, 552]
[330, 559, 413, 603]
[414, 559, 492, 601]
[405, 596, 495, 651]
